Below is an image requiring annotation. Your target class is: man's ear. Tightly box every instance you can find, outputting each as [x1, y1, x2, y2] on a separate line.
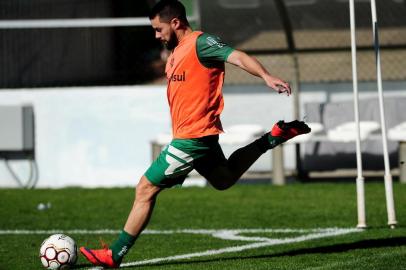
[170, 18, 181, 30]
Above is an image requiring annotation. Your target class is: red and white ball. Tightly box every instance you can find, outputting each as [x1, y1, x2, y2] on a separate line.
[39, 234, 77, 269]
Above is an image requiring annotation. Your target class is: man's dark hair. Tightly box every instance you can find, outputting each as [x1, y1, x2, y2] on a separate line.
[149, 0, 189, 25]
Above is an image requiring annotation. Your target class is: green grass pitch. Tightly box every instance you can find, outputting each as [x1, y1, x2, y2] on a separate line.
[0, 182, 405, 269]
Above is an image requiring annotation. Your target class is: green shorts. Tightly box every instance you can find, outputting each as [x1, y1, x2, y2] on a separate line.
[145, 135, 226, 188]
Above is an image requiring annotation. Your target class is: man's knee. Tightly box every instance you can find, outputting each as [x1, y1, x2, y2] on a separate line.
[211, 182, 232, 191]
[207, 175, 238, 191]
[135, 176, 161, 203]
[205, 168, 239, 191]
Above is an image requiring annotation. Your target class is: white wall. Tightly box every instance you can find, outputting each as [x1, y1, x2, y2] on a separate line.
[1, 83, 405, 188]
[0, 86, 170, 187]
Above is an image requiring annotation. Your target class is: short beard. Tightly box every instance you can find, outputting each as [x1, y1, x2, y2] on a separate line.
[165, 31, 178, 50]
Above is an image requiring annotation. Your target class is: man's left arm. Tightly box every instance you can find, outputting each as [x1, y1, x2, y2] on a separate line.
[226, 50, 291, 96]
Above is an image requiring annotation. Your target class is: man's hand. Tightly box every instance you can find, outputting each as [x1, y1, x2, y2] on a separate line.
[263, 75, 291, 96]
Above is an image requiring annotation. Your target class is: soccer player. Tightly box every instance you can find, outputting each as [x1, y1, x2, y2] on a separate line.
[80, 0, 310, 267]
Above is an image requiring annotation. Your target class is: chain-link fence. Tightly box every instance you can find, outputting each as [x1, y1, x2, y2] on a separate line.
[205, 0, 406, 85]
[1, 0, 405, 88]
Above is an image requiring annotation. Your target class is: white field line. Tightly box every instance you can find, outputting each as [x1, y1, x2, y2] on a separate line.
[0, 228, 349, 235]
[120, 228, 361, 268]
[0, 229, 121, 235]
[0, 228, 362, 269]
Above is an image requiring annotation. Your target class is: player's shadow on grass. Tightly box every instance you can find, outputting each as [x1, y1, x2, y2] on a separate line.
[119, 236, 406, 269]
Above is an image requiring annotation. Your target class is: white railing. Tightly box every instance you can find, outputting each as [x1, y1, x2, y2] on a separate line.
[0, 16, 199, 29]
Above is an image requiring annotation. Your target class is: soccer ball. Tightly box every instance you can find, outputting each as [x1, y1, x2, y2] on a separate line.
[39, 234, 78, 269]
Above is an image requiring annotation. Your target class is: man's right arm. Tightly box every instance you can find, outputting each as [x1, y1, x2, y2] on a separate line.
[226, 50, 291, 96]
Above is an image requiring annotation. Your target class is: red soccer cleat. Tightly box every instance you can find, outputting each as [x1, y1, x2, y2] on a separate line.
[271, 120, 311, 140]
[80, 246, 120, 268]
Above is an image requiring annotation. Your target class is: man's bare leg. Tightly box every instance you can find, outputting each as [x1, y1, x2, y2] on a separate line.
[80, 176, 161, 267]
[124, 176, 162, 236]
[108, 176, 162, 262]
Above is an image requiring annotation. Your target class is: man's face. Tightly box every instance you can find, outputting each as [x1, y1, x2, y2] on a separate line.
[151, 15, 178, 50]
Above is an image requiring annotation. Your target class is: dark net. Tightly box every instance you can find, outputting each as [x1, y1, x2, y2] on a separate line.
[1, 0, 406, 88]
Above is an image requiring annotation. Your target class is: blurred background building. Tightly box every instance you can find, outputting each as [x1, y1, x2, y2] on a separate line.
[1, 0, 406, 88]
[1, 0, 406, 187]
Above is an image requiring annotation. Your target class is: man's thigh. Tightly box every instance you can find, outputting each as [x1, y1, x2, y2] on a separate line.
[193, 137, 227, 180]
[145, 135, 224, 188]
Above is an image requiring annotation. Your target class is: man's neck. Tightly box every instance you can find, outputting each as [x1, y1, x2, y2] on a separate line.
[176, 27, 193, 43]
